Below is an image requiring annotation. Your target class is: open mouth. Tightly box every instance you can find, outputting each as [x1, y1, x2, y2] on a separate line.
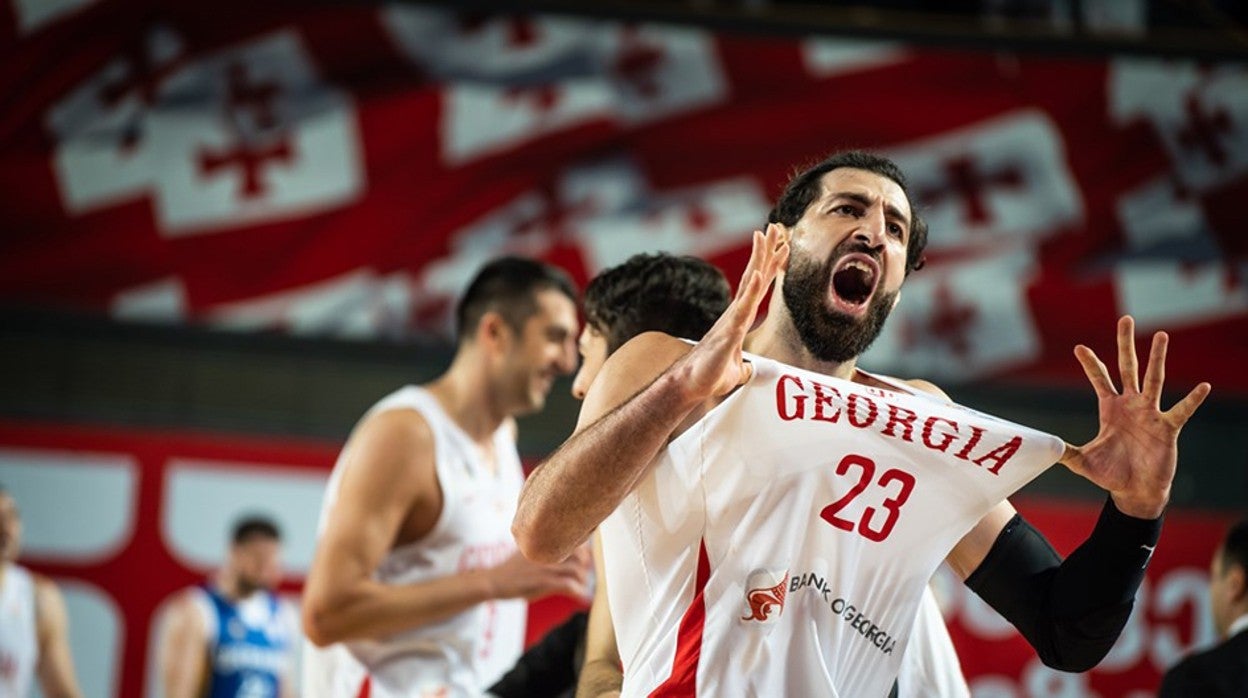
[828, 253, 879, 316]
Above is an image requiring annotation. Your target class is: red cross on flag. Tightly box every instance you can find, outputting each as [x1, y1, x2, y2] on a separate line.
[865, 250, 1043, 381]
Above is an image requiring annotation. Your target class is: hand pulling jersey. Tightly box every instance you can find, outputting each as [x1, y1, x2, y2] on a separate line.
[599, 354, 1062, 697]
[303, 386, 527, 698]
[0, 564, 37, 697]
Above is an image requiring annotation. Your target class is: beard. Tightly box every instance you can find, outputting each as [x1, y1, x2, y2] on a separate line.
[782, 245, 897, 363]
[235, 575, 270, 597]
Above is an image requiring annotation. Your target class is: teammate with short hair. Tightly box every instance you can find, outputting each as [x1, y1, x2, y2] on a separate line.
[161, 515, 297, 698]
[0, 486, 83, 698]
[302, 257, 589, 697]
[515, 151, 1211, 696]
[488, 252, 732, 698]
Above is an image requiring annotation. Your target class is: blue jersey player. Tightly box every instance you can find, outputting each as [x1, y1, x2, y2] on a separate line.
[162, 516, 297, 698]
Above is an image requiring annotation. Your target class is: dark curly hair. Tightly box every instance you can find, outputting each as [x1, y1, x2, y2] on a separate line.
[768, 150, 928, 275]
[584, 253, 731, 354]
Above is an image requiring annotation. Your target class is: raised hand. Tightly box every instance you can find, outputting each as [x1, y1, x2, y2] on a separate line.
[669, 223, 789, 400]
[1060, 315, 1212, 519]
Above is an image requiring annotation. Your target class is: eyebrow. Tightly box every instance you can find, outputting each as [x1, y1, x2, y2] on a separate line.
[829, 191, 911, 230]
[546, 326, 571, 341]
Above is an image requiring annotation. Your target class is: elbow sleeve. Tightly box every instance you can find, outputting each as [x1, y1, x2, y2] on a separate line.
[964, 498, 1160, 672]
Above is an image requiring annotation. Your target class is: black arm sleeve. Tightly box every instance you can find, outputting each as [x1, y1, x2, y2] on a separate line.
[964, 496, 1161, 672]
[487, 611, 588, 698]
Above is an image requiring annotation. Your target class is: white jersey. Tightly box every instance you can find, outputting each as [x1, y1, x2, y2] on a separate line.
[599, 353, 1062, 697]
[0, 564, 37, 697]
[896, 585, 970, 698]
[303, 386, 527, 698]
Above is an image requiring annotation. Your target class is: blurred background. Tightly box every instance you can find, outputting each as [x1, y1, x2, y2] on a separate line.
[0, 0, 1245, 695]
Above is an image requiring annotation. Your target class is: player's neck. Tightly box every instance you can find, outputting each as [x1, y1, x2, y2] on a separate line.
[746, 314, 859, 382]
[214, 570, 246, 601]
[427, 361, 507, 443]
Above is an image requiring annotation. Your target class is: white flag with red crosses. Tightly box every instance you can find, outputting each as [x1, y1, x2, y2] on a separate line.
[3, 3, 1244, 393]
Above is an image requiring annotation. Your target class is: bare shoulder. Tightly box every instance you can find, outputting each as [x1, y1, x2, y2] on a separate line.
[576, 332, 693, 430]
[161, 587, 206, 624]
[31, 573, 63, 602]
[346, 407, 436, 481]
[31, 574, 69, 630]
[900, 377, 951, 401]
[597, 332, 693, 387]
[354, 405, 435, 450]
[328, 406, 440, 538]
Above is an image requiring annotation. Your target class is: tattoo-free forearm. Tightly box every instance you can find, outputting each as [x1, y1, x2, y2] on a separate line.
[515, 369, 700, 563]
[303, 569, 494, 646]
[577, 658, 624, 698]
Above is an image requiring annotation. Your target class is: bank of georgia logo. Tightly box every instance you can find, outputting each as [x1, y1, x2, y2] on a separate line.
[740, 568, 789, 623]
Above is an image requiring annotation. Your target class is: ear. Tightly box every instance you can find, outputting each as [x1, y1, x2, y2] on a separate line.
[476, 311, 513, 353]
[767, 223, 794, 276]
[1229, 564, 1248, 602]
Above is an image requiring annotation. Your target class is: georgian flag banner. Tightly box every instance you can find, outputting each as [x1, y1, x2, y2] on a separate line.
[1, 1, 1245, 390]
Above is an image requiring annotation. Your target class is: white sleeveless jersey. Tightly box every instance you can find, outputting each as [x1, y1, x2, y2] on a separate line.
[303, 386, 527, 698]
[0, 564, 37, 697]
[599, 353, 1062, 697]
[896, 585, 970, 698]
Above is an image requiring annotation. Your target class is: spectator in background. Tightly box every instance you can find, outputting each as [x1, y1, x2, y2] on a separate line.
[1159, 518, 1248, 697]
[161, 515, 298, 698]
[0, 485, 83, 698]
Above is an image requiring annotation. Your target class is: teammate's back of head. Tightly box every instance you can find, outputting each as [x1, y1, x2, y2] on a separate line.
[574, 253, 730, 399]
[584, 253, 730, 354]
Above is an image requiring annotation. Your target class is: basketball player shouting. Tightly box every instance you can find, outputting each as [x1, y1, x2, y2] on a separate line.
[514, 152, 1210, 696]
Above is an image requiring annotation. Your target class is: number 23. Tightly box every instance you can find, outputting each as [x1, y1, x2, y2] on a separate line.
[819, 454, 915, 542]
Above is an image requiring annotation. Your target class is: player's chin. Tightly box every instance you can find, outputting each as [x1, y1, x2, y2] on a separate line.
[516, 389, 548, 415]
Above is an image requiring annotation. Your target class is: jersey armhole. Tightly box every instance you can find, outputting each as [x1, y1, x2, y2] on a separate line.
[188, 587, 219, 650]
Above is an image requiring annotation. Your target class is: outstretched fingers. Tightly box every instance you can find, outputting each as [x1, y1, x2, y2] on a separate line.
[735, 229, 764, 302]
[720, 227, 787, 336]
[1141, 330, 1168, 404]
[1075, 344, 1118, 399]
[1117, 315, 1140, 394]
[1166, 382, 1212, 428]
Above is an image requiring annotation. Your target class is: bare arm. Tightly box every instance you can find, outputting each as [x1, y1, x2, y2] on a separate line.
[515, 334, 701, 563]
[515, 227, 790, 563]
[161, 593, 209, 698]
[33, 577, 82, 698]
[577, 534, 622, 698]
[280, 600, 299, 698]
[303, 409, 585, 646]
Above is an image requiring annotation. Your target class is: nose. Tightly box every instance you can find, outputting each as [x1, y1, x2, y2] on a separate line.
[853, 207, 888, 249]
[555, 338, 578, 376]
[571, 368, 590, 400]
